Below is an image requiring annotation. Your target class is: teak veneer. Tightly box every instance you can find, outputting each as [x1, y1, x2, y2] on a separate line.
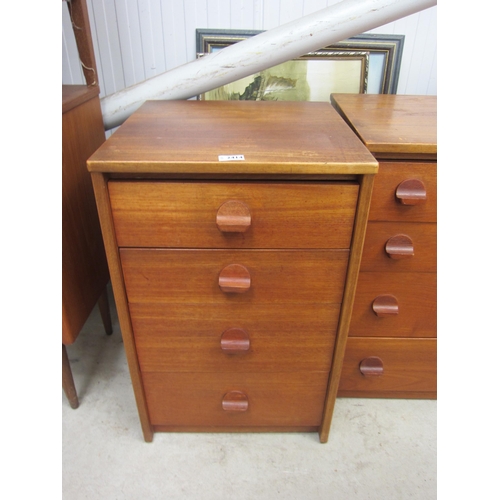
[332, 94, 437, 399]
[88, 100, 377, 442]
[62, 85, 112, 409]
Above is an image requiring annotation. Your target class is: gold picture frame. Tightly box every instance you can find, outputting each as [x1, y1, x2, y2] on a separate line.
[198, 50, 368, 101]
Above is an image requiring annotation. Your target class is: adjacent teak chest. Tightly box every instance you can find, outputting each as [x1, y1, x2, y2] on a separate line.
[88, 100, 377, 442]
[331, 94, 437, 399]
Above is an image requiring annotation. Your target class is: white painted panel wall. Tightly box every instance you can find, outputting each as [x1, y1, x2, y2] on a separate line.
[62, 0, 436, 97]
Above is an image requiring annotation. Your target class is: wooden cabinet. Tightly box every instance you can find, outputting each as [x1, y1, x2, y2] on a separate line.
[331, 94, 437, 399]
[87, 100, 378, 442]
[62, 85, 110, 343]
[62, 85, 112, 408]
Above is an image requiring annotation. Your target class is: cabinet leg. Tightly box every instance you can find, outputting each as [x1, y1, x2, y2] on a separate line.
[98, 286, 113, 335]
[62, 345, 79, 409]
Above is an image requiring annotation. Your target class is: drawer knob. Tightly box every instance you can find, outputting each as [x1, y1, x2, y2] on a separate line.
[216, 200, 252, 233]
[359, 357, 384, 377]
[372, 295, 399, 317]
[396, 179, 427, 205]
[222, 391, 249, 412]
[219, 264, 251, 293]
[385, 234, 414, 259]
[221, 328, 250, 353]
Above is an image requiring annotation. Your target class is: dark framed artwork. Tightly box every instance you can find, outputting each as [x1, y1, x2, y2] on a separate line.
[196, 29, 404, 95]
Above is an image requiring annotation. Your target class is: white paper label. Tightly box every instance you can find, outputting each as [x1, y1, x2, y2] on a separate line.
[218, 155, 245, 162]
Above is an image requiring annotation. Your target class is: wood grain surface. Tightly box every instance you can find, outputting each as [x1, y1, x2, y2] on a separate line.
[91, 173, 154, 442]
[360, 221, 436, 273]
[88, 100, 378, 175]
[120, 249, 349, 305]
[368, 161, 437, 222]
[131, 301, 339, 372]
[338, 337, 436, 397]
[143, 371, 330, 427]
[109, 181, 358, 249]
[129, 302, 340, 339]
[135, 335, 335, 373]
[331, 94, 437, 157]
[62, 87, 109, 344]
[349, 272, 436, 338]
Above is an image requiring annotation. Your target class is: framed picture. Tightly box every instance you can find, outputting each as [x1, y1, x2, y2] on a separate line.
[198, 50, 368, 101]
[196, 29, 404, 95]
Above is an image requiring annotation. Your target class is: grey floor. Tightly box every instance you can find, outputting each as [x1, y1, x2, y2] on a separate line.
[62, 289, 437, 499]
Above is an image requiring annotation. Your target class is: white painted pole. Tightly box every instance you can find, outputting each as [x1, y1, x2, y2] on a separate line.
[101, 0, 436, 130]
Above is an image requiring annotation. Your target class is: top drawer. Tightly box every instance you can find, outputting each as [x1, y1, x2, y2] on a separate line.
[109, 181, 358, 249]
[368, 162, 436, 223]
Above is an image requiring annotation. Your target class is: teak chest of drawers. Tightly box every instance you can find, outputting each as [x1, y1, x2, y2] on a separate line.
[88, 100, 378, 442]
[331, 94, 437, 399]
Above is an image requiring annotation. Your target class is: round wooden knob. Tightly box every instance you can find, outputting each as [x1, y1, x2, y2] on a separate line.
[222, 391, 249, 412]
[221, 328, 250, 353]
[396, 179, 427, 205]
[372, 295, 399, 317]
[216, 200, 251, 233]
[359, 357, 384, 377]
[219, 264, 251, 293]
[385, 234, 414, 259]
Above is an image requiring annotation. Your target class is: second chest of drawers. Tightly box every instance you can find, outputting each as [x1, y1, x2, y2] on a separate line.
[332, 94, 437, 399]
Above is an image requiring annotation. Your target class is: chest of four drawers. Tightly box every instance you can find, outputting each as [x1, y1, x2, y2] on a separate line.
[88, 100, 378, 442]
[332, 94, 437, 399]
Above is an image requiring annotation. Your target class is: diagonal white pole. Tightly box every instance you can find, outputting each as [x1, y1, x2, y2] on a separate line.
[101, 0, 436, 130]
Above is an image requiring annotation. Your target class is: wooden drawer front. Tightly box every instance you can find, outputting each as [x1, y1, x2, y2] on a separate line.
[137, 335, 335, 373]
[131, 302, 339, 373]
[121, 249, 349, 305]
[338, 338, 436, 398]
[350, 272, 436, 338]
[109, 181, 358, 249]
[143, 371, 329, 427]
[360, 221, 436, 273]
[368, 162, 436, 222]
[130, 302, 339, 339]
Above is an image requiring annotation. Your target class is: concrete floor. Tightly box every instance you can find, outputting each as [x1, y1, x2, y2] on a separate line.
[62, 290, 436, 499]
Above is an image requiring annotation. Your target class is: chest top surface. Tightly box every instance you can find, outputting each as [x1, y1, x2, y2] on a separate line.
[88, 100, 377, 176]
[331, 94, 437, 157]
